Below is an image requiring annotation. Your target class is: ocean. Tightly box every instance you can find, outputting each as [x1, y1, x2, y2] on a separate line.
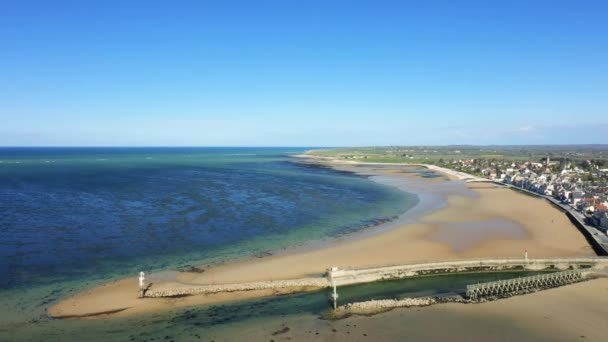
[0, 147, 415, 340]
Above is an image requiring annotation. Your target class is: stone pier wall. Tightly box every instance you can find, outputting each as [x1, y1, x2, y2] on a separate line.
[144, 258, 608, 298]
[145, 277, 329, 298]
[328, 258, 608, 286]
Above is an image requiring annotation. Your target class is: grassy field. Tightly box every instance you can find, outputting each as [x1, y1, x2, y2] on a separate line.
[308, 145, 608, 164]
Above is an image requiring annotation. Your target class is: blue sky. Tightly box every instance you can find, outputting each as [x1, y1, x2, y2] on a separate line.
[1, 0, 607, 146]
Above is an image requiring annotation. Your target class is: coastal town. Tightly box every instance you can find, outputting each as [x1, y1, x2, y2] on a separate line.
[436, 156, 608, 233]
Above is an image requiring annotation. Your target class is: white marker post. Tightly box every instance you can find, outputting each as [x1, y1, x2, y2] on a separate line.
[331, 278, 338, 310]
[139, 271, 146, 298]
[329, 267, 339, 310]
[524, 248, 528, 262]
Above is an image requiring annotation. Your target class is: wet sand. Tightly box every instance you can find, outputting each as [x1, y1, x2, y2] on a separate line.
[48, 160, 595, 319]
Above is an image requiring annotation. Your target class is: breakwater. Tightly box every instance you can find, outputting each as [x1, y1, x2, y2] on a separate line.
[327, 258, 607, 287]
[145, 258, 608, 298]
[331, 297, 439, 318]
[145, 278, 328, 298]
[330, 270, 589, 319]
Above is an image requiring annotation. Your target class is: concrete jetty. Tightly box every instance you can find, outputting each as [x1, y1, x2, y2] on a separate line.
[326, 257, 608, 287]
[144, 257, 608, 298]
[145, 277, 328, 298]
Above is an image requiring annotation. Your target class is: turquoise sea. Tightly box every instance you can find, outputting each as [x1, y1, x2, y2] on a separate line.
[0, 147, 415, 340]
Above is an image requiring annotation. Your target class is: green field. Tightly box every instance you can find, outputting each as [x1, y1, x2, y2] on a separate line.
[309, 145, 608, 165]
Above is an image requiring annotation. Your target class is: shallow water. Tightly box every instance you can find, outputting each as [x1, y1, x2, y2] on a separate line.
[1, 271, 553, 341]
[0, 147, 415, 339]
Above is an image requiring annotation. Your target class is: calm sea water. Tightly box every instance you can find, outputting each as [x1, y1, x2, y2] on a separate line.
[0, 147, 418, 335]
[0, 147, 416, 289]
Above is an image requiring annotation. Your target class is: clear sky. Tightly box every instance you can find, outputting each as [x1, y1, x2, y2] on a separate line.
[1, 0, 607, 146]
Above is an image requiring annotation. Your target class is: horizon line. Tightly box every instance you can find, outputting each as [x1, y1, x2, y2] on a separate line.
[1, 144, 608, 148]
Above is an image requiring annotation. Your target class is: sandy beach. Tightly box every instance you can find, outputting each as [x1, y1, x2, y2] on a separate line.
[48, 156, 596, 320]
